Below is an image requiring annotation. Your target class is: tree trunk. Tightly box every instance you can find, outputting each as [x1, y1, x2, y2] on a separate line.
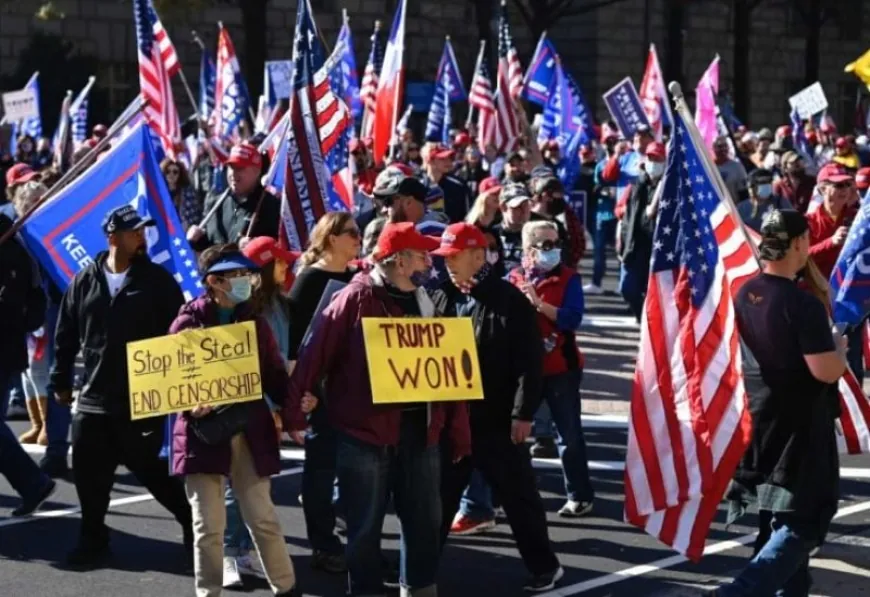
[240, 0, 268, 107]
[804, 0, 821, 85]
[732, 0, 751, 123]
[472, 0, 495, 46]
[664, 0, 684, 92]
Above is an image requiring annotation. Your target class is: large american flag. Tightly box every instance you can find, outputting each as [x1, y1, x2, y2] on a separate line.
[359, 20, 384, 139]
[491, 1, 522, 153]
[133, 0, 181, 157]
[624, 110, 754, 561]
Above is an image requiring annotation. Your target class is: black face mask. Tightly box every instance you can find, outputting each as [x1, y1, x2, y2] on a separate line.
[548, 197, 566, 216]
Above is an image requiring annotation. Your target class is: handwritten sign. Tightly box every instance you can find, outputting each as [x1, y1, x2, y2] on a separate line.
[362, 317, 484, 404]
[789, 82, 828, 120]
[2, 88, 38, 122]
[602, 77, 650, 139]
[125, 322, 262, 420]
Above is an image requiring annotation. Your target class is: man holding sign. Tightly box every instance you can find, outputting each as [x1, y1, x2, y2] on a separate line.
[287, 222, 470, 597]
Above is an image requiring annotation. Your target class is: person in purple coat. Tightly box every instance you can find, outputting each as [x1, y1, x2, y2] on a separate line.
[169, 245, 307, 597]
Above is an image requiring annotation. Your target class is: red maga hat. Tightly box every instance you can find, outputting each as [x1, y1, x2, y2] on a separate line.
[227, 142, 263, 169]
[432, 223, 488, 257]
[373, 222, 440, 261]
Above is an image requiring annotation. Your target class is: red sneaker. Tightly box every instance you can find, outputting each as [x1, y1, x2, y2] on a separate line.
[449, 514, 496, 535]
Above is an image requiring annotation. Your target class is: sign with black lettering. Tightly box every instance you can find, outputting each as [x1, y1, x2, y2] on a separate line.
[361, 317, 484, 404]
[125, 322, 262, 420]
[2, 88, 39, 122]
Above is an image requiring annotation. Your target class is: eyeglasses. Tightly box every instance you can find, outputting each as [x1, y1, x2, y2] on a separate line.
[166, 169, 180, 176]
[532, 240, 562, 251]
[338, 227, 361, 239]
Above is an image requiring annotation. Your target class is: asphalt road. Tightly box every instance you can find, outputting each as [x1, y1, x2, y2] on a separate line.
[1, 252, 869, 596]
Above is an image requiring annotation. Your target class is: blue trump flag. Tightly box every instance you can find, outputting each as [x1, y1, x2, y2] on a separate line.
[603, 76, 650, 139]
[336, 18, 362, 121]
[425, 38, 466, 143]
[199, 50, 216, 118]
[831, 194, 870, 325]
[539, 60, 593, 187]
[523, 34, 559, 107]
[20, 123, 202, 302]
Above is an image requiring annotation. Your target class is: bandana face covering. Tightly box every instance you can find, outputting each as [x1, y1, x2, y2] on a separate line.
[454, 262, 493, 294]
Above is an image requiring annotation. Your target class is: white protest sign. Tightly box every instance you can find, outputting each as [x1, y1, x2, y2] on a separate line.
[265, 60, 293, 100]
[2, 88, 38, 122]
[788, 82, 828, 120]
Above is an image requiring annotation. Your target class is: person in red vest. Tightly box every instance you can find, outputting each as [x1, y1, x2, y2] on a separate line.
[507, 219, 594, 518]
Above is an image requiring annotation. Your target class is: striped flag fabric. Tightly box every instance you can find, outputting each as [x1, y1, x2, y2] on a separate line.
[213, 24, 250, 141]
[639, 44, 671, 142]
[491, 1, 522, 153]
[372, 0, 407, 164]
[70, 77, 96, 145]
[324, 41, 355, 211]
[624, 109, 754, 562]
[468, 43, 495, 151]
[359, 20, 384, 139]
[133, 0, 182, 157]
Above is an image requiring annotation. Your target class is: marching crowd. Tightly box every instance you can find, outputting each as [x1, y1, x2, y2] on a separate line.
[0, 106, 865, 597]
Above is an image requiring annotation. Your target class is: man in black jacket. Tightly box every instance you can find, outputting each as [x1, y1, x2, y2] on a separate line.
[50, 205, 192, 569]
[186, 141, 279, 251]
[432, 222, 563, 593]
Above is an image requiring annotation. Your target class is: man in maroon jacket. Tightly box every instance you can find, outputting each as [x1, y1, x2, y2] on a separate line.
[287, 222, 471, 597]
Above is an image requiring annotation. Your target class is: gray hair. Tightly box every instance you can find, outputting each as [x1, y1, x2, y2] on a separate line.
[521, 220, 558, 249]
[13, 180, 49, 215]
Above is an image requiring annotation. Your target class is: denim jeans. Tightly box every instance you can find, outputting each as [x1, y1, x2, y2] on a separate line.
[592, 219, 617, 286]
[302, 408, 342, 554]
[544, 370, 594, 502]
[533, 402, 554, 440]
[458, 469, 494, 521]
[224, 483, 255, 556]
[336, 416, 441, 596]
[0, 370, 52, 502]
[618, 263, 648, 322]
[40, 304, 71, 462]
[716, 511, 819, 597]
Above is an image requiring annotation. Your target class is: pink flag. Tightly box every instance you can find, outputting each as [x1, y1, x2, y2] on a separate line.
[694, 56, 719, 149]
[639, 44, 670, 141]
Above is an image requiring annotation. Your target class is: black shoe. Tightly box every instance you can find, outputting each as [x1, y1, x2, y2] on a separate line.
[65, 544, 112, 571]
[275, 586, 302, 597]
[529, 438, 558, 459]
[382, 556, 400, 589]
[38, 455, 69, 479]
[11, 480, 56, 517]
[523, 566, 564, 592]
[311, 550, 347, 574]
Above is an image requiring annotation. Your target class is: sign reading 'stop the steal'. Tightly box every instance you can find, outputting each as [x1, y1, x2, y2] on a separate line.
[362, 317, 484, 404]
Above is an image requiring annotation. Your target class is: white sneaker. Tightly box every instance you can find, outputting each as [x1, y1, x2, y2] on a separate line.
[558, 500, 593, 518]
[583, 283, 604, 295]
[236, 553, 265, 579]
[222, 556, 244, 589]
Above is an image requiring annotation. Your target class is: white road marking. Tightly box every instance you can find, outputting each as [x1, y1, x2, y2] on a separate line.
[536, 499, 870, 596]
[582, 315, 639, 329]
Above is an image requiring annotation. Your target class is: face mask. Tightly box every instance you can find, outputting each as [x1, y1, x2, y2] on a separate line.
[756, 184, 773, 199]
[409, 268, 432, 288]
[548, 197, 566, 216]
[222, 276, 252, 303]
[485, 248, 500, 265]
[646, 161, 665, 179]
[534, 248, 561, 272]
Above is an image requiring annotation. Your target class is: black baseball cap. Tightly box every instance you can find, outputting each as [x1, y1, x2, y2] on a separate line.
[102, 205, 155, 235]
[748, 168, 774, 186]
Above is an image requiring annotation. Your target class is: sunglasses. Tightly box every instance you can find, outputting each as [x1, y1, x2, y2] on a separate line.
[338, 227, 361, 239]
[166, 169, 180, 175]
[532, 240, 562, 251]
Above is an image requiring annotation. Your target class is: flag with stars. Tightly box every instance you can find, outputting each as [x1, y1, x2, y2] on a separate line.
[19, 122, 201, 301]
[425, 37, 465, 143]
[336, 15, 362, 121]
[623, 109, 754, 561]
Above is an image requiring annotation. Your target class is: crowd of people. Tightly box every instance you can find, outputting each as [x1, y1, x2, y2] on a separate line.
[0, 103, 866, 597]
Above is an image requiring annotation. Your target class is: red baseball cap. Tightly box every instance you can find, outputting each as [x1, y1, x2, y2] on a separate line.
[775, 125, 791, 138]
[478, 176, 502, 197]
[227, 142, 263, 169]
[454, 132, 471, 147]
[836, 137, 849, 149]
[856, 167, 870, 190]
[242, 236, 300, 267]
[430, 145, 455, 160]
[5, 163, 38, 187]
[432, 223, 489, 257]
[645, 142, 666, 161]
[373, 222, 440, 261]
[817, 162, 853, 184]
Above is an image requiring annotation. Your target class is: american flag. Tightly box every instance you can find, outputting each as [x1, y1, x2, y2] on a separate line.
[468, 43, 495, 151]
[359, 20, 384, 139]
[133, 0, 181, 157]
[492, 1, 522, 153]
[323, 38, 355, 211]
[498, 0, 523, 100]
[624, 110, 754, 561]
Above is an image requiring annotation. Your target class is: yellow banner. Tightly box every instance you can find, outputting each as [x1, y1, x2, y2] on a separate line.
[126, 322, 262, 420]
[362, 317, 484, 404]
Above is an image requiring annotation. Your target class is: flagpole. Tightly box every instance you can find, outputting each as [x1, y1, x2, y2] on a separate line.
[176, 66, 201, 120]
[466, 39, 486, 129]
[0, 96, 147, 247]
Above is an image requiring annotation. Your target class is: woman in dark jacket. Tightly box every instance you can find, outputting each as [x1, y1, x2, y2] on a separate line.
[170, 244, 305, 597]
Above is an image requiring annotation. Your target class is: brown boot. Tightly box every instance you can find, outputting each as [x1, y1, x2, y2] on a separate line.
[18, 399, 43, 444]
[36, 397, 49, 446]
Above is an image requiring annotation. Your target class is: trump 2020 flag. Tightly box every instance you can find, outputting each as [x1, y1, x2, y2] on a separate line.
[523, 34, 559, 107]
[539, 61, 593, 149]
[337, 12, 362, 121]
[20, 123, 202, 301]
[214, 24, 251, 139]
[832, 195, 870, 325]
[425, 37, 466, 143]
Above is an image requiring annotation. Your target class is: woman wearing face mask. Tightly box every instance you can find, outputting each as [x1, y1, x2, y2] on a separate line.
[170, 244, 307, 597]
[616, 142, 666, 321]
[737, 169, 792, 233]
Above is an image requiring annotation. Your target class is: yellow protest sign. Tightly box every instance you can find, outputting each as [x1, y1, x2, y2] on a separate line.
[362, 317, 483, 404]
[126, 321, 262, 420]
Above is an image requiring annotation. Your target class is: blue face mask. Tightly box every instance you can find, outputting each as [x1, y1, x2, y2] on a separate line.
[409, 267, 432, 288]
[224, 276, 252, 304]
[756, 183, 773, 199]
[534, 248, 561, 272]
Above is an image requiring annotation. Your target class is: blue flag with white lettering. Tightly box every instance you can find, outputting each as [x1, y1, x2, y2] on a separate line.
[523, 35, 559, 107]
[425, 38, 465, 143]
[831, 193, 870, 325]
[20, 123, 202, 301]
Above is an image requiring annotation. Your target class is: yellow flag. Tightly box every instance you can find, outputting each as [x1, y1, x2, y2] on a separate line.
[845, 49, 870, 91]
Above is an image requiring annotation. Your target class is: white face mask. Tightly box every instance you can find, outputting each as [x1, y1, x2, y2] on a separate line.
[646, 161, 665, 179]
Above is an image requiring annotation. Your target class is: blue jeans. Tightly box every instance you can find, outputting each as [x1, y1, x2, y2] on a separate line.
[533, 402, 554, 440]
[40, 304, 71, 462]
[593, 218, 617, 286]
[458, 469, 494, 521]
[544, 370, 594, 502]
[618, 263, 648, 321]
[0, 371, 52, 501]
[716, 512, 819, 596]
[224, 484, 255, 556]
[302, 408, 342, 554]
[336, 416, 441, 595]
